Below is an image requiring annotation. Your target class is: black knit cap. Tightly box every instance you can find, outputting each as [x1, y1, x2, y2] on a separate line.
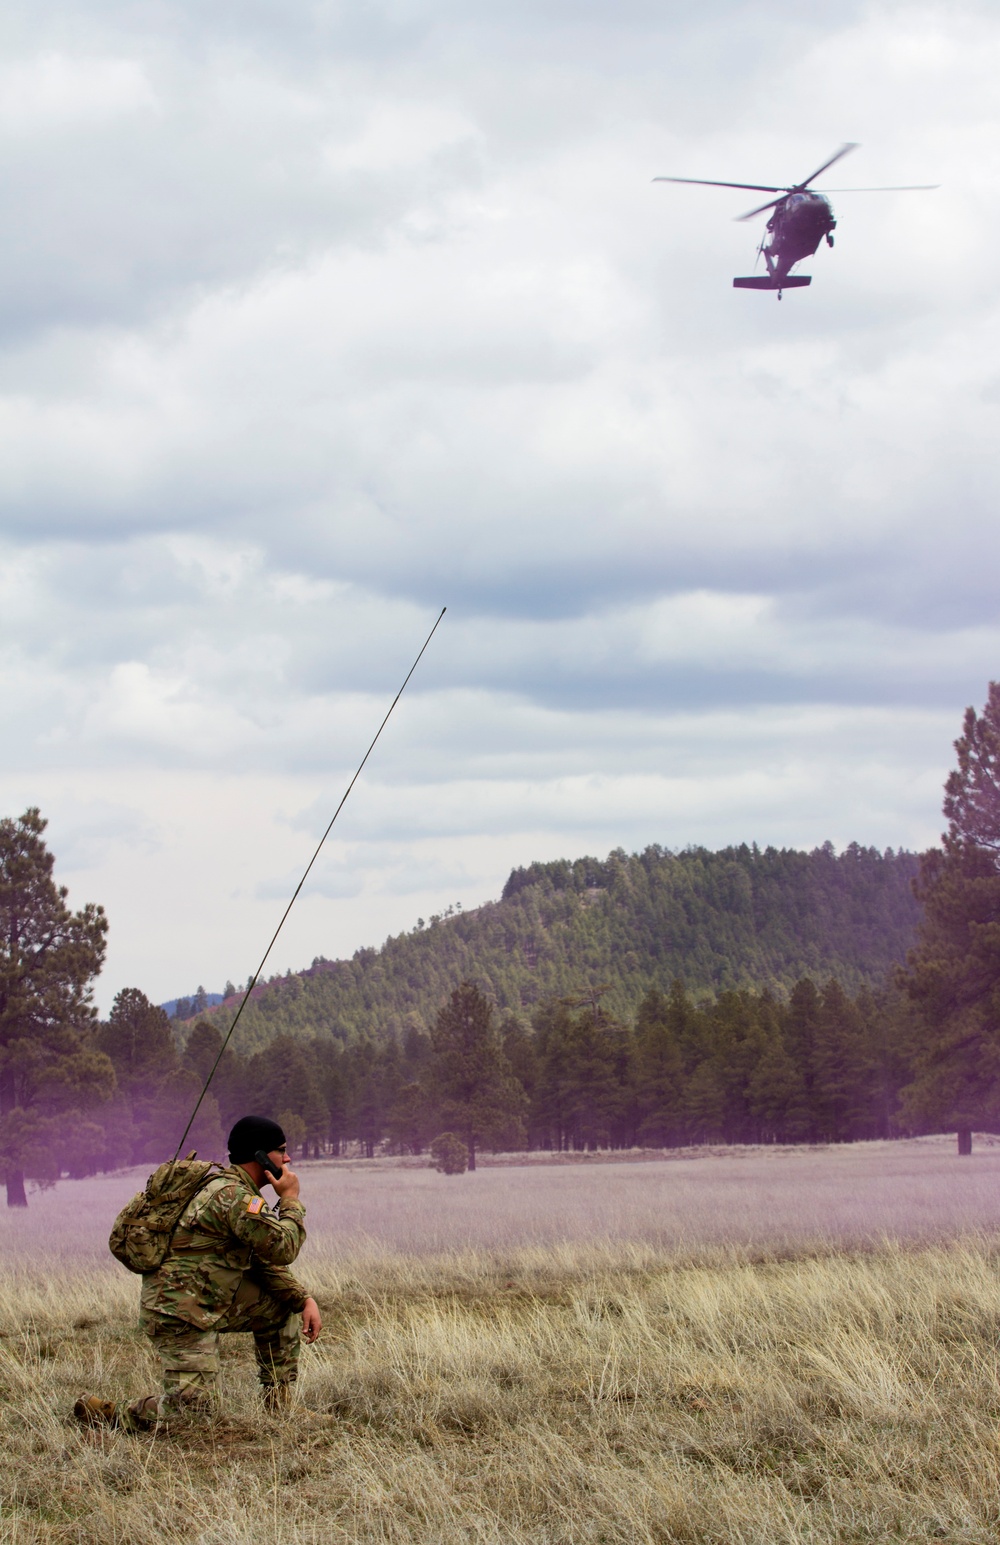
[228, 1115, 287, 1164]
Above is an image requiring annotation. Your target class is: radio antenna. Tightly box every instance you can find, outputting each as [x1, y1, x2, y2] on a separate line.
[174, 606, 447, 1158]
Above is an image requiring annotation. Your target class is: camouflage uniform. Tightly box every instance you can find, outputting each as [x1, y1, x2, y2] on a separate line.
[126, 1164, 308, 1428]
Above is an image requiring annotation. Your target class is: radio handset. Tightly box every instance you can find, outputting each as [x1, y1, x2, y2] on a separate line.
[254, 1148, 283, 1182]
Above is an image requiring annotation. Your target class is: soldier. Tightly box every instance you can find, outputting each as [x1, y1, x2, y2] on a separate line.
[75, 1115, 322, 1429]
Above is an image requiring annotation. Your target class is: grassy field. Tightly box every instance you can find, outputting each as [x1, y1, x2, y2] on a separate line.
[3, 1142, 1000, 1543]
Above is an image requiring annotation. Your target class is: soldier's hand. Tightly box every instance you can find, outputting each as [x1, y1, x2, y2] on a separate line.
[271, 1162, 301, 1203]
[302, 1297, 322, 1344]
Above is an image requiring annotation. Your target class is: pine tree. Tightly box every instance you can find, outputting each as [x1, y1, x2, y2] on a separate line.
[98, 988, 180, 1162]
[531, 999, 577, 1151]
[901, 684, 1000, 1151]
[812, 980, 869, 1141]
[429, 982, 527, 1168]
[683, 1057, 727, 1143]
[858, 985, 911, 1140]
[182, 1019, 224, 1083]
[782, 979, 822, 1141]
[386, 1081, 432, 1154]
[745, 994, 800, 1142]
[556, 998, 631, 1151]
[343, 1038, 388, 1157]
[632, 989, 685, 1146]
[0, 809, 111, 1205]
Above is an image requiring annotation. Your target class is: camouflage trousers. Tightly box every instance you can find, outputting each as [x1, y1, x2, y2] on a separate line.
[127, 1276, 301, 1429]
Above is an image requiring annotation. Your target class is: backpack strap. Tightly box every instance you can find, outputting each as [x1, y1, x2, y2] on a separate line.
[169, 1170, 234, 1251]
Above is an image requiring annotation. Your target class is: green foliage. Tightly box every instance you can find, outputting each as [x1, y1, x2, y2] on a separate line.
[0, 808, 111, 1206]
[901, 683, 1000, 1137]
[242, 1034, 329, 1157]
[92, 972, 918, 1164]
[24, 833, 927, 1172]
[183, 1020, 225, 1083]
[98, 990, 223, 1164]
[203, 842, 921, 1054]
[94, 838, 917, 1167]
[942, 684, 1000, 856]
[531, 992, 628, 1151]
[428, 982, 527, 1168]
[524, 976, 912, 1151]
[277, 1110, 307, 1155]
[429, 1132, 469, 1175]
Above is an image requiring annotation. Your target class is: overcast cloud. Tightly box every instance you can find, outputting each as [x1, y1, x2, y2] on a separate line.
[0, 0, 996, 1008]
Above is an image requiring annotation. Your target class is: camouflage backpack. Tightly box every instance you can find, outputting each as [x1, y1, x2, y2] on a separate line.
[109, 1152, 223, 1274]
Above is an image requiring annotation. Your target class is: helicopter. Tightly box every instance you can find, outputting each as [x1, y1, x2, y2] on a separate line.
[654, 144, 937, 296]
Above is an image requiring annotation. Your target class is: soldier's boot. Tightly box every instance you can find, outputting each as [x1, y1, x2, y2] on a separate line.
[72, 1393, 119, 1428]
[262, 1382, 294, 1414]
[262, 1382, 335, 1426]
[122, 1396, 162, 1432]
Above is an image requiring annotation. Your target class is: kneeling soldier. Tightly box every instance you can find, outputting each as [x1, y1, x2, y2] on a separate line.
[76, 1116, 322, 1430]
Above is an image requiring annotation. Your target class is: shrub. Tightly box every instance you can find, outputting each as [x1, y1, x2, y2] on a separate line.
[429, 1132, 469, 1175]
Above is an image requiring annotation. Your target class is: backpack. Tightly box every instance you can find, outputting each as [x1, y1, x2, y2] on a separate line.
[109, 1151, 224, 1274]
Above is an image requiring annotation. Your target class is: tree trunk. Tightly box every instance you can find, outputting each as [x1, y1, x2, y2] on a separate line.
[6, 1170, 27, 1207]
[958, 1127, 973, 1156]
[467, 1135, 476, 1172]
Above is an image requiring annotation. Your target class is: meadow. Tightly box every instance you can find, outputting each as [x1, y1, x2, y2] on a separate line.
[3, 1139, 1000, 1543]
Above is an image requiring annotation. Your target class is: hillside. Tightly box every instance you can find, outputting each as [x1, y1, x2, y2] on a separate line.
[200, 841, 922, 1052]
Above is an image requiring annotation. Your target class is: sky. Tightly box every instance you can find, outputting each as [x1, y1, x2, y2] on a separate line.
[1, 0, 997, 1012]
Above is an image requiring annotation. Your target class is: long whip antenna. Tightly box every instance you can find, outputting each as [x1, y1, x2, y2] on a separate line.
[174, 605, 447, 1158]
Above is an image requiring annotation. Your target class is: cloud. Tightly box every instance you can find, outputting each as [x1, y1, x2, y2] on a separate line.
[0, 0, 993, 1008]
[255, 865, 364, 902]
[0, 53, 156, 132]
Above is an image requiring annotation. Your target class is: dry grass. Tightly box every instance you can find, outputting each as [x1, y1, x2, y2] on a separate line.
[4, 1143, 1000, 1542]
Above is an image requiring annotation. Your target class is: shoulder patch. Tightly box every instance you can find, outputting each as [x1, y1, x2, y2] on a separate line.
[246, 1196, 266, 1215]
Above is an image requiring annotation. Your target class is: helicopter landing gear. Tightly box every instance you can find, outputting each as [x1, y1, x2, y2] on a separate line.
[826, 232, 834, 247]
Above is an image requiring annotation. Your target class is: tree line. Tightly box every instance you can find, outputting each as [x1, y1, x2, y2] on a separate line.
[48, 969, 916, 1182]
[4, 678, 1000, 1202]
[0, 941, 933, 1206]
[0, 803, 921, 1205]
[200, 840, 922, 1056]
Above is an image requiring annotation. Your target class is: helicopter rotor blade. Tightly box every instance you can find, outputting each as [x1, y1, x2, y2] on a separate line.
[653, 177, 787, 193]
[815, 184, 939, 192]
[796, 142, 858, 189]
[735, 196, 784, 222]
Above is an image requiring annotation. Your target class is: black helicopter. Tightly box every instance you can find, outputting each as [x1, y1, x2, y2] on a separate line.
[655, 144, 936, 296]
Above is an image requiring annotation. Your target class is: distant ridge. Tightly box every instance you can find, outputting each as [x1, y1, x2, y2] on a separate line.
[198, 842, 922, 1053]
[161, 990, 224, 1019]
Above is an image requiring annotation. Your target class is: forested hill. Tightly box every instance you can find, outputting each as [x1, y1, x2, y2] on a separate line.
[200, 843, 922, 1053]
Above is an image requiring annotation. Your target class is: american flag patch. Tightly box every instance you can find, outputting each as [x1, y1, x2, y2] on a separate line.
[247, 1196, 265, 1214]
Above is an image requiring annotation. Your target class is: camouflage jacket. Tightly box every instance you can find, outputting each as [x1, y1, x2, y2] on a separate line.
[139, 1164, 309, 1330]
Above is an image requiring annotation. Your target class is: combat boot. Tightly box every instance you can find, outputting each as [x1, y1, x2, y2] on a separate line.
[261, 1383, 335, 1426]
[73, 1394, 119, 1427]
[122, 1396, 162, 1431]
